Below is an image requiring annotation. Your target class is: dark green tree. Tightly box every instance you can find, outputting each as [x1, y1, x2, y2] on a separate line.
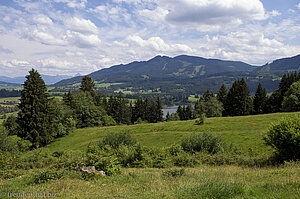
[281, 81, 300, 112]
[224, 78, 253, 116]
[217, 84, 227, 105]
[16, 69, 55, 148]
[177, 105, 184, 120]
[154, 96, 163, 122]
[63, 89, 75, 108]
[79, 76, 96, 96]
[194, 96, 223, 118]
[268, 72, 300, 112]
[253, 83, 268, 114]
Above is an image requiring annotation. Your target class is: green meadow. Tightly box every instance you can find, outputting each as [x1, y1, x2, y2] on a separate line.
[1, 112, 299, 199]
[44, 112, 299, 155]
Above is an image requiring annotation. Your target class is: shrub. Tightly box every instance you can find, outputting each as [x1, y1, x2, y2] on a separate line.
[102, 115, 117, 126]
[98, 131, 136, 149]
[33, 169, 63, 184]
[264, 116, 300, 161]
[86, 145, 121, 176]
[195, 114, 205, 125]
[181, 132, 225, 154]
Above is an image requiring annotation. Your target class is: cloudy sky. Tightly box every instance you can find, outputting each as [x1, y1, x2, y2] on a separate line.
[0, 0, 300, 77]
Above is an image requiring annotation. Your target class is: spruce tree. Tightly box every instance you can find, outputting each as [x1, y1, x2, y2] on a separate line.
[224, 78, 253, 116]
[63, 89, 75, 108]
[217, 84, 227, 105]
[253, 83, 268, 114]
[154, 96, 163, 122]
[79, 76, 96, 96]
[17, 69, 54, 148]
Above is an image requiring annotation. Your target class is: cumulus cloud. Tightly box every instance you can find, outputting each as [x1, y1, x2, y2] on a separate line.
[64, 17, 98, 34]
[297, 3, 300, 9]
[200, 32, 300, 65]
[65, 31, 101, 48]
[158, 0, 266, 26]
[33, 15, 53, 25]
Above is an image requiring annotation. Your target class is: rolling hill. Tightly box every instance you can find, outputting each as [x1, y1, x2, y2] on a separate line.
[53, 54, 300, 95]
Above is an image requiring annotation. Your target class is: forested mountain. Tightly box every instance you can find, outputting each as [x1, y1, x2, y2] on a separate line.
[255, 54, 300, 73]
[53, 54, 300, 94]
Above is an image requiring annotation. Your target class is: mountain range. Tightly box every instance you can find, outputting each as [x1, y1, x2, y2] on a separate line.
[53, 54, 300, 94]
[0, 74, 74, 86]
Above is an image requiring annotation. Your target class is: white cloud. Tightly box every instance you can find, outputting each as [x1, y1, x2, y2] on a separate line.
[27, 28, 67, 46]
[3, 16, 11, 23]
[65, 31, 101, 48]
[126, 35, 193, 53]
[38, 58, 73, 69]
[267, 10, 281, 17]
[139, 7, 168, 22]
[199, 32, 300, 65]
[53, 0, 87, 9]
[158, 0, 266, 26]
[297, 3, 300, 9]
[33, 15, 53, 25]
[1, 59, 32, 69]
[64, 17, 98, 34]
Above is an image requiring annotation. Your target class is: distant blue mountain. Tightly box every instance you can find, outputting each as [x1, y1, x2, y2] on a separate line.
[0, 74, 73, 85]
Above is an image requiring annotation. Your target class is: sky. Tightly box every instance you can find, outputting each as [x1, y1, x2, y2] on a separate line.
[0, 0, 300, 77]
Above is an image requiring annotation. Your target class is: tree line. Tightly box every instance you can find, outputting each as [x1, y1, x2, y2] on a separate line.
[4, 69, 163, 148]
[169, 72, 300, 121]
[3, 69, 299, 148]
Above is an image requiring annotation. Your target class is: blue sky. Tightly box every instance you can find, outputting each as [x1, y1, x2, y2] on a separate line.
[0, 0, 300, 77]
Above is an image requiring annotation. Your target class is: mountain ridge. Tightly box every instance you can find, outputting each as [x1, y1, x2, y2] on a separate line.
[53, 54, 300, 94]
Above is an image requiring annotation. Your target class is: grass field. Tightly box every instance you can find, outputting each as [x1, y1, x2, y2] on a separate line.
[1, 112, 299, 199]
[1, 163, 299, 198]
[44, 112, 300, 156]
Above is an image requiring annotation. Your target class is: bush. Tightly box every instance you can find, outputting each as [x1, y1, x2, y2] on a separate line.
[86, 145, 121, 176]
[195, 114, 206, 125]
[98, 131, 136, 149]
[33, 169, 63, 184]
[181, 132, 225, 154]
[264, 116, 300, 161]
[102, 115, 117, 126]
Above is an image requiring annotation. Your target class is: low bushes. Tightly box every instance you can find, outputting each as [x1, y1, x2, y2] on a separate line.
[264, 115, 300, 161]
[181, 132, 226, 154]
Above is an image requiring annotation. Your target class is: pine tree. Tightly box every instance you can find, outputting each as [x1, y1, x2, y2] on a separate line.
[63, 89, 75, 108]
[224, 78, 253, 116]
[177, 105, 183, 120]
[203, 89, 214, 102]
[217, 84, 227, 105]
[186, 104, 193, 119]
[253, 83, 268, 114]
[79, 76, 96, 96]
[17, 69, 54, 148]
[154, 96, 163, 122]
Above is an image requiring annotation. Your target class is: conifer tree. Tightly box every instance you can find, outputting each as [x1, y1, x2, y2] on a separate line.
[217, 84, 227, 105]
[154, 96, 163, 122]
[79, 76, 96, 96]
[224, 78, 253, 116]
[253, 83, 268, 114]
[177, 105, 183, 120]
[63, 89, 75, 108]
[17, 69, 54, 148]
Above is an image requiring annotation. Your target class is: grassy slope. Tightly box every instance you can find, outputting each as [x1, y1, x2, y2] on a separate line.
[44, 112, 300, 156]
[1, 112, 300, 199]
[1, 164, 299, 199]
